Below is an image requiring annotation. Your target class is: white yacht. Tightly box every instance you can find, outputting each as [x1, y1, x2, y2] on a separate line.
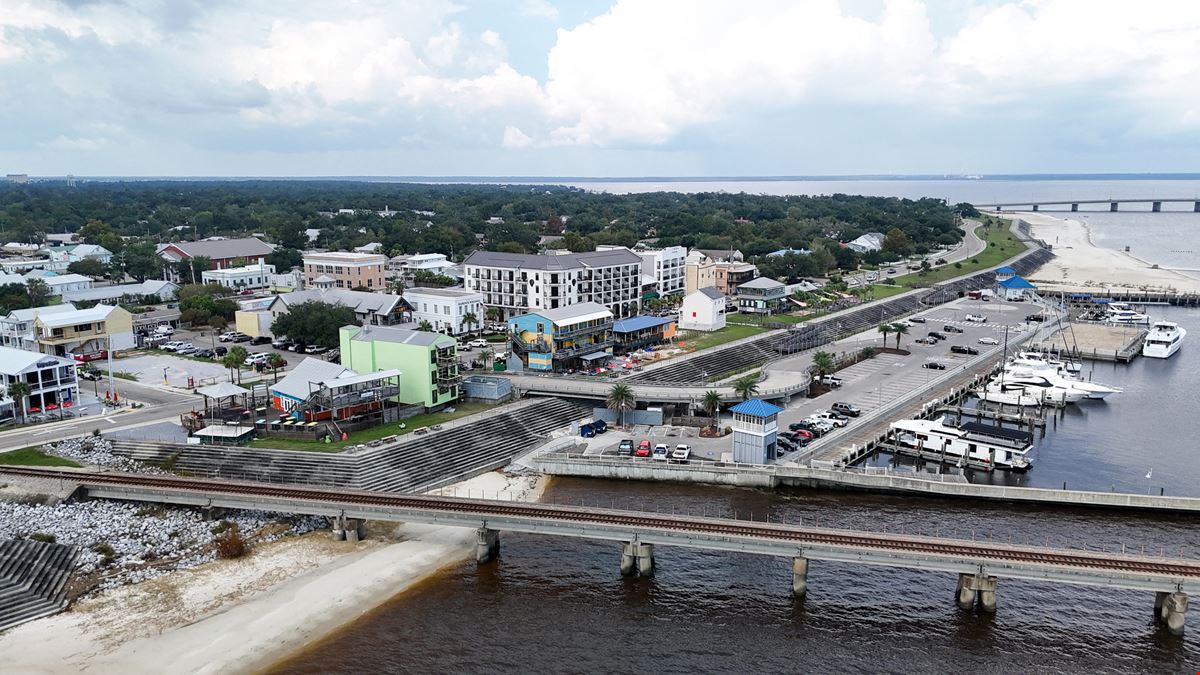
[890, 418, 1033, 471]
[1142, 321, 1186, 359]
[1002, 360, 1121, 400]
[1012, 350, 1081, 375]
[1103, 302, 1150, 326]
[977, 382, 1043, 407]
[1000, 369, 1089, 403]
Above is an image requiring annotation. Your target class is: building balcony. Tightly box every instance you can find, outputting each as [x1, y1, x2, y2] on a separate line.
[551, 338, 614, 360]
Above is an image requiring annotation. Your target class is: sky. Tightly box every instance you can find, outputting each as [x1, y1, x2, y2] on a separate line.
[1, 0, 1198, 177]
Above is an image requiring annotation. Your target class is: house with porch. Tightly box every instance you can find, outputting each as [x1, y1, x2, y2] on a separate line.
[507, 302, 615, 372]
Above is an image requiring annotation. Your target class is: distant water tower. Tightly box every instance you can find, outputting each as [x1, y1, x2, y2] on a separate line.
[66, 174, 76, 187]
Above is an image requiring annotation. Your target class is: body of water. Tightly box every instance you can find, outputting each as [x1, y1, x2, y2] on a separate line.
[275, 179, 1200, 673]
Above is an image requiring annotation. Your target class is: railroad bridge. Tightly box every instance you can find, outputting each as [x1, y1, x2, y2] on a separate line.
[974, 198, 1200, 212]
[6, 467, 1194, 635]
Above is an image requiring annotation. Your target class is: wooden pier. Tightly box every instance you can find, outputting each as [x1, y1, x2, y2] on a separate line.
[1032, 322, 1146, 363]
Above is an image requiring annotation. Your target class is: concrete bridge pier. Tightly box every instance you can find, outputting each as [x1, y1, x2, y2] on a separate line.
[1032, 204, 1039, 212]
[1152, 201, 1162, 212]
[791, 557, 809, 598]
[1194, 201, 1200, 212]
[331, 515, 366, 541]
[1070, 203, 1079, 212]
[956, 573, 998, 612]
[620, 541, 655, 576]
[1110, 202, 1119, 212]
[1156, 591, 1188, 635]
[476, 528, 500, 563]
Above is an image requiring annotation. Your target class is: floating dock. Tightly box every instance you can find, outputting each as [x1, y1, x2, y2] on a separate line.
[1032, 322, 1146, 363]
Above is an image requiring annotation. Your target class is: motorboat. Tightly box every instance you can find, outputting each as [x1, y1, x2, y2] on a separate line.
[890, 418, 1032, 471]
[1103, 302, 1150, 326]
[1002, 360, 1121, 400]
[1011, 350, 1082, 375]
[1000, 369, 1089, 404]
[1142, 321, 1186, 359]
[976, 382, 1042, 407]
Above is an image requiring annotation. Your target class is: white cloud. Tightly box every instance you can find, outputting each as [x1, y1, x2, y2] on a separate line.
[44, 135, 111, 151]
[520, 0, 559, 20]
[502, 125, 533, 149]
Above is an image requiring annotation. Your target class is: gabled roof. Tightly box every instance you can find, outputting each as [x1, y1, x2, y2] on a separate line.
[994, 266, 1017, 275]
[465, 248, 641, 271]
[5, 303, 78, 322]
[730, 399, 784, 418]
[348, 325, 453, 347]
[998, 276, 1035, 289]
[270, 357, 354, 401]
[61, 280, 177, 303]
[274, 288, 404, 316]
[737, 276, 784, 290]
[165, 237, 274, 260]
[35, 304, 121, 328]
[692, 287, 724, 301]
[0, 347, 74, 376]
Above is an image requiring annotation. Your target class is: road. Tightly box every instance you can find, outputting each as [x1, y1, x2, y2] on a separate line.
[844, 219, 988, 286]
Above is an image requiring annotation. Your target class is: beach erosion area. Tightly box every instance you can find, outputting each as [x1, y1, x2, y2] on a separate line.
[0, 469, 547, 675]
[1018, 211, 1200, 294]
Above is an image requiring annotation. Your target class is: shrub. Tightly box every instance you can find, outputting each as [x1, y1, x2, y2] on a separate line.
[91, 542, 115, 557]
[29, 532, 56, 543]
[92, 428, 101, 437]
[210, 520, 233, 535]
[214, 523, 247, 559]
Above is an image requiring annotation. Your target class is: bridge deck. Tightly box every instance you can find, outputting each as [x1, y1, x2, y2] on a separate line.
[4, 466, 1197, 595]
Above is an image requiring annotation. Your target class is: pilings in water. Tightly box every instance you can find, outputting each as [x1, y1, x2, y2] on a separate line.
[331, 516, 366, 542]
[792, 557, 809, 598]
[955, 573, 998, 612]
[1155, 591, 1189, 635]
[620, 541, 655, 576]
[476, 528, 500, 563]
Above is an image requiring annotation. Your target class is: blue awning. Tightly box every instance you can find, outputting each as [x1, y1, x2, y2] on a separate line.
[613, 315, 673, 333]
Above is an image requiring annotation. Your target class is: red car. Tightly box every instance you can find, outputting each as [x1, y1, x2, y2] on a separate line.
[634, 440, 652, 457]
[793, 429, 814, 440]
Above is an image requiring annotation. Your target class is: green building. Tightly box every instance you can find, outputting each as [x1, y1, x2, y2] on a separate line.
[339, 325, 460, 409]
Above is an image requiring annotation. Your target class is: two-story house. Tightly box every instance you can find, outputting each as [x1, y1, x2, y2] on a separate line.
[507, 302, 614, 372]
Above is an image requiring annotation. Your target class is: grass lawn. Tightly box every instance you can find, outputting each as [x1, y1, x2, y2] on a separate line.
[0, 446, 81, 467]
[865, 284, 908, 299]
[247, 401, 496, 452]
[891, 221, 1027, 286]
[680, 324, 769, 351]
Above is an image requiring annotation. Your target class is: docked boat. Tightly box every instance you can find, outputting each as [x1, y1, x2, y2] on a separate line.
[1142, 321, 1186, 359]
[1012, 350, 1081, 375]
[1001, 362, 1121, 400]
[1001, 369, 1089, 403]
[1103, 302, 1150, 326]
[977, 382, 1043, 407]
[890, 418, 1032, 471]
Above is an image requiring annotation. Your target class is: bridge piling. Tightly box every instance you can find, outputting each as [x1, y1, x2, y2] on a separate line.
[1157, 592, 1188, 635]
[956, 573, 998, 612]
[620, 541, 655, 576]
[1070, 203, 1079, 212]
[1110, 202, 1119, 212]
[476, 528, 499, 563]
[791, 557, 809, 597]
[1152, 201, 1162, 212]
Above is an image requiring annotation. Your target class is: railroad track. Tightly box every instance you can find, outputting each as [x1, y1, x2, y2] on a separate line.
[6, 466, 1195, 579]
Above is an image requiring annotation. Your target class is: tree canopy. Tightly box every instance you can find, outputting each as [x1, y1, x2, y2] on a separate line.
[271, 301, 359, 348]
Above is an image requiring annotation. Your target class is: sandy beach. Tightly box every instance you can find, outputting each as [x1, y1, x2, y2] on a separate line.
[1018, 211, 1200, 294]
[0, 470, 546, 674]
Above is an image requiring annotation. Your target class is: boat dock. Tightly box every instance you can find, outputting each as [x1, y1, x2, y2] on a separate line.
[1032, 322, 1146, 363]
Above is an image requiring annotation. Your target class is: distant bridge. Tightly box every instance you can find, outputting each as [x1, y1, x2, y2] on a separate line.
[5, 466, 1195, 634]
[974, 198, 1200, 212]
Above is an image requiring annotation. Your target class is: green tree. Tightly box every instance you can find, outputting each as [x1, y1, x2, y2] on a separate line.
[485, 306, 502, 325]
[223, 346, 249, 384]
[480, 348, 494, 369]
[173, 256, 212, 285]
[882, 228, 912, 257]
[462, 311, 478, 336]
[271, 301, 360, 349]
[891, 322, 909, 349]
[78, 219, 114, 245]
[122, 241, 164, 282]
[878, 323, 893, 347]
[6, 381, 31, 423]
[0, 283, 32, 314]
[25, 279, 50, 307]
[732, 374, 760, 401]
[266, 353, 286, 383]
[417, 319, 433, 332]
[702, 390, 722, 427]
[606, 383, 636, 428]
[812, 351, 835, 377]
[67, 258, 107, 277]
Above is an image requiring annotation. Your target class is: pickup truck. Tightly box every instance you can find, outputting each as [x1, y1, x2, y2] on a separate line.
[670, 444, 691, 462]
[652, 443, 670, 461]
[819, 375, 843, 387]
[965, 314, 988, 323]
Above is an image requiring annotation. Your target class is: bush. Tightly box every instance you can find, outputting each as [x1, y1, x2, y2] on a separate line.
[91, 542, 115, 557]
[29, 532, 57, 543]
[210, 520, 233, 535]
[214, 523, 247, 559]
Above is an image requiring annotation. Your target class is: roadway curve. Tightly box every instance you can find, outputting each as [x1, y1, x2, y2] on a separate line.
[6, 466, 1199, 579]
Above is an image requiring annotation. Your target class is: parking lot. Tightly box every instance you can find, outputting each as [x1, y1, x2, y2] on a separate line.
[128, 327, 313, 388]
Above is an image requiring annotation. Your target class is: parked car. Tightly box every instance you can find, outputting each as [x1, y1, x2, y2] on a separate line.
[635, 440, 652, 457]
[792, 428, 814, 440]
[306, 345, 329, 354]
[652, 443, 670, 461]
[831, 402, 862, 417]
[671, 444, 691, 462]
[195, 349, 216, 359]
[908, 316, 926, 324]
[325, 349, 340, 362]
[160, 341, 184, 352]
[922, 361, 947, 370]
[153, 325, 174, 336]
[468, 338, 490, 348]
[978, 337, 1001, 345]
[244, 353, 270, 366]
[580, 423, 596, 438]
[78, 369, 100, 381]
[942, 325, 964, 334]
[965, 314, 988, 323]
[218, 332, 238, 342]
[272, 338, 294, 350]
[592, 419, 608, 434]
[618, 439, 634, 456]
[1025, 314, 1047, 322]
[251, 336, 271, 345]
[928, 331, 947, 340]
[289, 343, 307, 352]
[214, 346, 228, 356]
[950, 345, 979, 355]
[776, 437, 797, 453]
[819, 375, 843, 387]
[812, 412, 848, 428]
[175, 343, 197, 354]
[232, 333, 252, 343]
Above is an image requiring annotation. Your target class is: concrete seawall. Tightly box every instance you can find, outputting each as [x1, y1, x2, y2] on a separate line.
[536, 454, 1200, 514]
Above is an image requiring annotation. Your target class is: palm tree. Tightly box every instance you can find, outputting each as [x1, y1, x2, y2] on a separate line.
[485, 306, 502, 327]
[892, 323, 910, 350]
[418, 319, 433, 332]
[732, 374, 760, 401]
[480, 348, 494, 370]
[266, 353, 286, 384]
[606, 383, 636, 428]
[702, 390, 722, 428]
[7, 381, 31, 424]
[463, 311, 478, 337]
[812, 351, 835, 377]
[224, 346, 249, 384]
[878, 323, 893, 347]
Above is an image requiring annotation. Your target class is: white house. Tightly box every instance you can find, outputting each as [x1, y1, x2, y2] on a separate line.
[0, 304, 79, 351]
[201, 262, 276, 290]
[39, 273, 94, 296]
[402, 287, 486, 335]
[846, 232, 885, 253]
[678, 287, 727, 332]
[61, 280, 178, 305]
[0, 347, 79, 422]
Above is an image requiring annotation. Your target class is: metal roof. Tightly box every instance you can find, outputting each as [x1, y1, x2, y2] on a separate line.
[349, 325, 453, 347]
[994, 266, 1017, 274]
[696, 287, 725, 301]
[730, 399, 784, 418]
[269, 357, 353, 401]
[613, 315, 673, 333]
[535, 302, 613, 325]
[0, 346, 74, 376]
[737, 276, 784, 290]
[274, 288, 404, 315]
[166, 237, 274, 260]
[465, 248, 641, 271]
[998, 276, 1035, 289]
[35, 304, 120, 328]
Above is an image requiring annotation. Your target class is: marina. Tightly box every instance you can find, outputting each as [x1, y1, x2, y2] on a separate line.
[1033, 320, 1147, 363]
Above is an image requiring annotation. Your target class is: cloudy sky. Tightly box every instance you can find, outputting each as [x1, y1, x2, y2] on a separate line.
[1, 0, 1198, 177]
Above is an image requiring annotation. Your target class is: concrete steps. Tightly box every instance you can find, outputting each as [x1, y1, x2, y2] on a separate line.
[0, 540, 80, 632]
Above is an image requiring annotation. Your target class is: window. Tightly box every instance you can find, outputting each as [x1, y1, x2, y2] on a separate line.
[443, 306, 450, 315]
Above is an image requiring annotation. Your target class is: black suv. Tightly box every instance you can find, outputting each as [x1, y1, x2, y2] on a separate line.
[1026, 314, 1047, 322]
[922, 362, 947, 370]
[928, 331, 947, 341]
[942, 325, 964, 334]
[950, 345, 979, 355]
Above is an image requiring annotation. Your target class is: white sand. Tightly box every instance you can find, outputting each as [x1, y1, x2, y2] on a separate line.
[1019, 211, 1200, 294]
[0, 470, 546, 674]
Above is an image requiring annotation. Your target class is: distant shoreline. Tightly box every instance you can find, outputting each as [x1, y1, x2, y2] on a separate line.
[13, 173, 1200, 183]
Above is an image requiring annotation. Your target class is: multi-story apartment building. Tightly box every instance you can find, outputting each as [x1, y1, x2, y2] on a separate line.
[635, 245, 686, 297]
[715, 261, 759, 296]
[736, 277, 788, 315]
[201, 262, 276, 291]
[463, 249, 643, 320]
[302, 251, 387, 290]
[0, 347, 79, 421]
[684, 250, 718, 295]
[402, 287, 485, 335]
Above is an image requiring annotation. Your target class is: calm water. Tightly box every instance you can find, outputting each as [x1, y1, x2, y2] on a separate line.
[276, 179, 1200, 673]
